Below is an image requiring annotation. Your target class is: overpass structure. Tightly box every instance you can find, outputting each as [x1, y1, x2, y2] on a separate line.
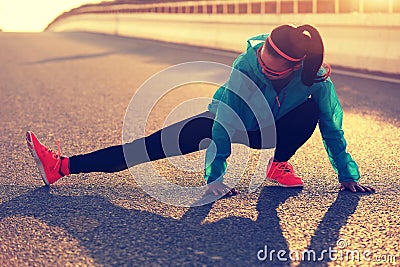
[47, 0, 400, 75]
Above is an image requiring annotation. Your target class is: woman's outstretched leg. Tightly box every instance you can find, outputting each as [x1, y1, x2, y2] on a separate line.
[70, 111, 215, 173]
[26, 111, 215, 185]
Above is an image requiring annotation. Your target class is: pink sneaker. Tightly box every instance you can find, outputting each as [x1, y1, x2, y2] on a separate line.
[26, 131, 69, 185]
[266, 158, 304, 187]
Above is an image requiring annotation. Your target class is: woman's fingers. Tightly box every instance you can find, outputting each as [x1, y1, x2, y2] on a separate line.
[354, 184, 365, 192]
[339, 183, 376, 193]
[359, 185, 376, 193]
[206, 183, 239, 197]
[230, 188, 239, 195]
[367, 186, 376, 192]
[348, 184, 357, 192]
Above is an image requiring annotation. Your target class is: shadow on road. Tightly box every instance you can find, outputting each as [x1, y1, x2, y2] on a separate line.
[26, 51, 115, 65]
[0, 185, 363, 266]
[298, 191, 361, 267]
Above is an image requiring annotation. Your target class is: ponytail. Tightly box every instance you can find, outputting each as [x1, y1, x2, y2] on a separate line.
[297, 24, 329, 86]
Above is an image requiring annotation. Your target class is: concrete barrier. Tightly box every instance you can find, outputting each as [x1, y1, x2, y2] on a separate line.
[48, 12, 400, 74]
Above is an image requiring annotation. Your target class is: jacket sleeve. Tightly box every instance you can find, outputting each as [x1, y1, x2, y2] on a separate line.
[204, 109, 231, 183]
[312, 79, 360, 182]
[204, 60, 250, 183]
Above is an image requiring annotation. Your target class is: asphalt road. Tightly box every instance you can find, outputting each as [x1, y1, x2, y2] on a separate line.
[0, 32, 399, 267]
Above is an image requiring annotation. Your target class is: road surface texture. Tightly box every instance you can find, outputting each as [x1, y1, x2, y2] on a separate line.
[0, 32, 399, 266]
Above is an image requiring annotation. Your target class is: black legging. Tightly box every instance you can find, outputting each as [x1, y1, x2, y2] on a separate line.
[69, 99, 319, 174]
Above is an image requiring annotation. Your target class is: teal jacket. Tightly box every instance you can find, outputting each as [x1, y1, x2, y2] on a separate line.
[204, 34, 360, 183]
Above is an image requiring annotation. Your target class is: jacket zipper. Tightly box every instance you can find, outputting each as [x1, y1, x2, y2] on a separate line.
[275, 96, 281, 108]
[274, 92, 286, 118]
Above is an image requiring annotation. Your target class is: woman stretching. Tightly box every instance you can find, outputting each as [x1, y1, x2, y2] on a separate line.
[26, 24, 375, 196]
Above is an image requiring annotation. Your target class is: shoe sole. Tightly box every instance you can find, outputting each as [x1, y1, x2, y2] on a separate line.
[267, 177, 304, 188]
[26, 132, 50, 186]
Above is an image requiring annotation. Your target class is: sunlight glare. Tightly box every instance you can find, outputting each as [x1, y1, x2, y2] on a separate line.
[0, 0, 103, 32]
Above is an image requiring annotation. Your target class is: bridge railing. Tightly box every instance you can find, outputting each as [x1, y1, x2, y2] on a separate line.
[56, 0, 400, 16]
[47, 0, 400, 75]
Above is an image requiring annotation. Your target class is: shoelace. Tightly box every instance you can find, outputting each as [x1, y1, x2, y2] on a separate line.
[44, 140, 62, 172]
[274, 161, 294, 175]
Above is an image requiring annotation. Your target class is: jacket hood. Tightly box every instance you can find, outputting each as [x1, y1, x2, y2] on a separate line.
[246, 33, 269, 50]
[244, 34, 270, 82]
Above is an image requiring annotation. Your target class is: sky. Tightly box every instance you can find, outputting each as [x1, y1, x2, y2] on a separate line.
[0, 0, 104, 32]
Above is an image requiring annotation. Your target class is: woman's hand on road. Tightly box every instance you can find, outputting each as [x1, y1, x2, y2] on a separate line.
[205, 180, 239, 197]
[339, 181, 375, 193]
